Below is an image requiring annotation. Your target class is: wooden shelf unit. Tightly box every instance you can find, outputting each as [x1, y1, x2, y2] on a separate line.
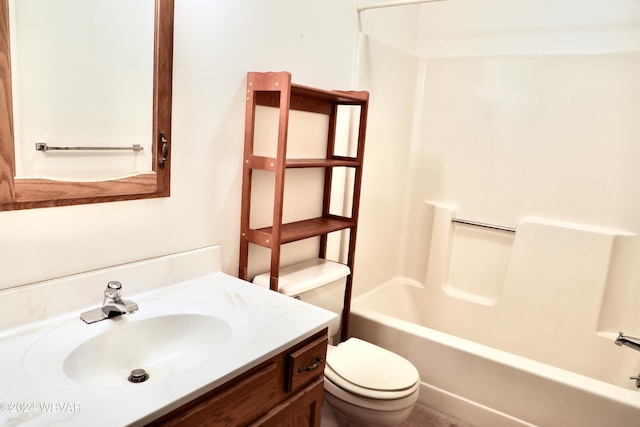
[239, 71, 368, 341]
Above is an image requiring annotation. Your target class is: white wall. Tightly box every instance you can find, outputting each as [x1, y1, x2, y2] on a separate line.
[400, 0, 640, 281]
[0, 0, 378, 290]
[395, 0, 640, 340]
[416, 0, 640, 56]
[349, 0, 640, 296]
[6, 0, 637, 320]
[356, 1, 420, 54]
[350, 34, 418, 297]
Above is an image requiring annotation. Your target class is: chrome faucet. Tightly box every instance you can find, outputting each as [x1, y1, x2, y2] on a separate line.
[80, 281, 138, 324]
[615, 332, 640, 352]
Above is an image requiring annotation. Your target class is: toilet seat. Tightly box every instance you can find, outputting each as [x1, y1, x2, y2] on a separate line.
[325, 338, 419, 400]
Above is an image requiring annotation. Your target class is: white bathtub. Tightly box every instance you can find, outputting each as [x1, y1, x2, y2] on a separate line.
[349, 279, 640, 427]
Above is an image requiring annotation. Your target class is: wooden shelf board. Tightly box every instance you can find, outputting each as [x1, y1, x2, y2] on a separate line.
[285, 158, 360, 168]
[248, 155, 360, 170]
[247, 217, 354, 247]
[290, 83, 368, 104]
[254, 92, 365, 115]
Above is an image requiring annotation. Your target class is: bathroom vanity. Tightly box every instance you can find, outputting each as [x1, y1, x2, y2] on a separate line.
[0, 246, 335, 426]
[149, 329, 328, 426]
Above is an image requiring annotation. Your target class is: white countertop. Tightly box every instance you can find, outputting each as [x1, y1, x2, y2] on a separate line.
[0, 247, 336, 426]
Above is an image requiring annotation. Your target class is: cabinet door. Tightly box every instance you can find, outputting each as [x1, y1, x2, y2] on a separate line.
[150, 362, 278, 426]
[251, 376, 324, 427]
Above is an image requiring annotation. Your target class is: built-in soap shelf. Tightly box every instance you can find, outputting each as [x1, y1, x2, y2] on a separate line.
[447, 218, 515, 305]
[424, 201, 635, 314]
[420, 201, 640, 379]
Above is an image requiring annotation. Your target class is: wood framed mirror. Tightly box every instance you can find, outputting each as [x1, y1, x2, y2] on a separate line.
[0, 0, 173, 211]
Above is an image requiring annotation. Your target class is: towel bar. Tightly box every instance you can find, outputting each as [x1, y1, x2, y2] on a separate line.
[35, 142, 143, 152]
[452, 218, 516, 233]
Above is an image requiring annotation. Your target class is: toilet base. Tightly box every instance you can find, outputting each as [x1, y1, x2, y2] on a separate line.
[320, 400, 342, 427]
[323, 391, 415, 427]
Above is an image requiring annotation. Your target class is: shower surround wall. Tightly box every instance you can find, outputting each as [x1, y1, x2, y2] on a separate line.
[353, 0, 640, 300]
[392, 51, 640, 389]
[352, 29, 640, 390]
[402, 51, 640, 343]
[348, 1, 640, 416]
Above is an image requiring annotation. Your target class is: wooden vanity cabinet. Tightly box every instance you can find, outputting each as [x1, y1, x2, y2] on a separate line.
[147, 329, 328, 427]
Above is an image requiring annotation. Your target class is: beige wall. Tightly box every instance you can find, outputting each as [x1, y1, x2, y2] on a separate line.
[3, 0, 639, 315]
[2, 0, 413, 290]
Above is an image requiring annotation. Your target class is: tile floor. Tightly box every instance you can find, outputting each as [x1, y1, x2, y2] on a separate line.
[321, 402, 471, 427]
[399, 403, 471, 427]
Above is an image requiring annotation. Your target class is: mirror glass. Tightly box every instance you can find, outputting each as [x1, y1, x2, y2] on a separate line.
[10, 0, 155, 180]
[0, 0, 173, 211]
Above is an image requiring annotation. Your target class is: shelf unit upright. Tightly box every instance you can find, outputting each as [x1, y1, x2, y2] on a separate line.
[238, 71, 369, 341]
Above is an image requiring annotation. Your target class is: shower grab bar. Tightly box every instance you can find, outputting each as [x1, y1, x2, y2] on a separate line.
[357, 0, 446, 12]
[35, 142, 143, 152]
[452, 218, 516, 233]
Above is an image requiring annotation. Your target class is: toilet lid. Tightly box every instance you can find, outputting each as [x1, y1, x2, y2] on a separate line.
[325, 338, 419, 398]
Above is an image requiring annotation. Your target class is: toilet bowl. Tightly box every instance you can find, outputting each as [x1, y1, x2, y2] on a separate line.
[323, 338, 420, 427]
[253, 259, 420, 426]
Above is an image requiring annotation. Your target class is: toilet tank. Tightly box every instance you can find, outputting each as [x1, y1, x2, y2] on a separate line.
[253, 259, 350, 340]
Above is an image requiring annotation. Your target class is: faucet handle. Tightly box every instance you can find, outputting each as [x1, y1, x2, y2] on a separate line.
[104, 281, 123, 299]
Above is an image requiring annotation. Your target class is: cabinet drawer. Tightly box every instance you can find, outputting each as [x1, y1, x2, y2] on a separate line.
[287, 334, 328, 392]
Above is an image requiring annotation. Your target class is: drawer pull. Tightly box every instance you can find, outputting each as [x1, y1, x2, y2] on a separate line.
[298, 356, 324, 373]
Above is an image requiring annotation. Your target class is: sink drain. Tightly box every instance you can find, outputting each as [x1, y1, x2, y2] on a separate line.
[128, 368, 149, 383]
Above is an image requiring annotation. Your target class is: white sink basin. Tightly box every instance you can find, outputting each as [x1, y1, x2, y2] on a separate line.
[22, 299, 234, 388]
[64, 314, 231, 387]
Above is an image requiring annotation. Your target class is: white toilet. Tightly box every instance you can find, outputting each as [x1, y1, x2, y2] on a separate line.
[253, 259, 420, 427]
